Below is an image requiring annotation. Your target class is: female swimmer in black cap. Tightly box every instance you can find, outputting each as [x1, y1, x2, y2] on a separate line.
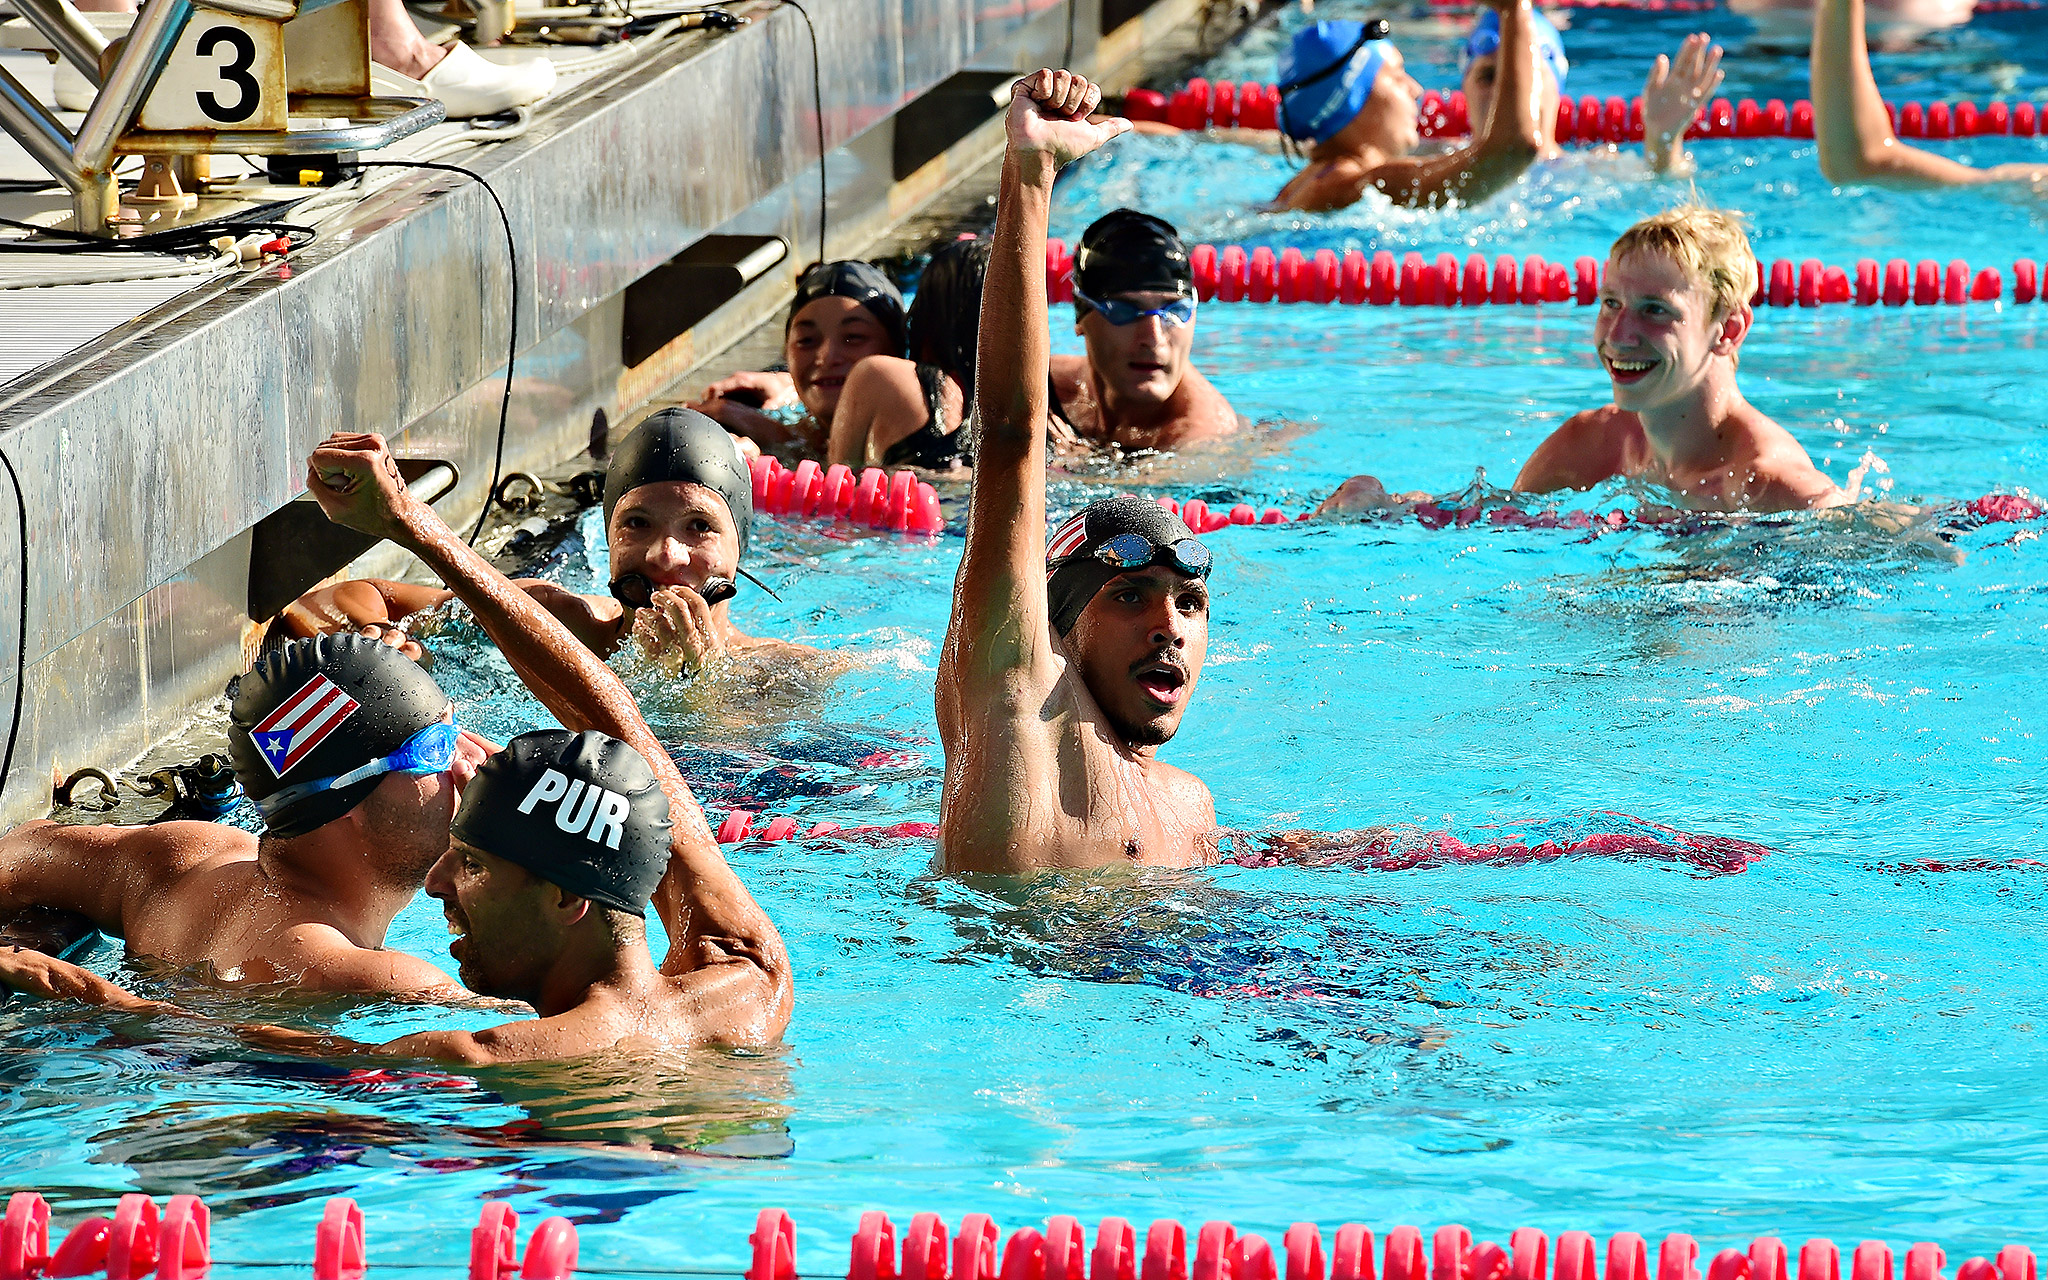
[275, 409, 814, 684]
[691, 260, 910, 460]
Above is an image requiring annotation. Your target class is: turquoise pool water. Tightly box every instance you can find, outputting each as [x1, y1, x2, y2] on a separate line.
[4, 2, 2046, 1273]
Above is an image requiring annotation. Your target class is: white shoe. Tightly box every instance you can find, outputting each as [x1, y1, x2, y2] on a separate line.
[373, 41, 553, 119]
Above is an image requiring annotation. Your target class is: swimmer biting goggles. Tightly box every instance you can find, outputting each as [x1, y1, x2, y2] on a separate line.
[1072, 289, 1198, 328]
[1087, 532, 1213, 579]
[255, 716, 463, 819]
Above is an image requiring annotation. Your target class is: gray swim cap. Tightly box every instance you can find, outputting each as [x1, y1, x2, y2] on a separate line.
[1044, 494, 1211, 636]
[227, 634, 450, 839]
[449, 730, 672, 915]
[603, 408, 755, 562]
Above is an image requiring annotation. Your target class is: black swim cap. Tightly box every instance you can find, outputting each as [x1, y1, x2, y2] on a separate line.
[1045, 494, 1209, 636]
[788, 260, 908, 357]
[908, 237, 991, 382]
[1074, 210, 1194, 309]
[227, 634, 450, 839]
[603, 408, 755, 562]
[449, 730, 672, 916]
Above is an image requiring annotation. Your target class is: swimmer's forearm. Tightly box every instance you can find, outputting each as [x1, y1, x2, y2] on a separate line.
[974, 151, 1057, 450]
[0, 945, 166, 1013]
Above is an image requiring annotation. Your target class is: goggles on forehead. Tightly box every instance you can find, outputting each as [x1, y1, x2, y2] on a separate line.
[256, 715, 461, 819]
[1074, 288, 1198, 328]
[1085, 531, 1213, 580]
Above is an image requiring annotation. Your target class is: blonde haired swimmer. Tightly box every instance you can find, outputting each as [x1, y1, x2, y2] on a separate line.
[1316, 206, 1844, 517]
[1514, 206, 1845, 512]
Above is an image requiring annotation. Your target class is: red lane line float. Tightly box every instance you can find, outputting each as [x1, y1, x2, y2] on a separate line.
[749, 457, 944, 535]
[6, 1200, 2048, 1280]
[1126, 85, 2048, 139]
[1129, 244, 2048, 308]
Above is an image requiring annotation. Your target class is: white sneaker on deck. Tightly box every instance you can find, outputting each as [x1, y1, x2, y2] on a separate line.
[374, 41, 555, 119]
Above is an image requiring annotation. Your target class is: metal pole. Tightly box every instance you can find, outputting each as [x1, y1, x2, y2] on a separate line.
[72, 0, 192, 175]
[9, 0, 109, 86]
[0, 64, 84, 192]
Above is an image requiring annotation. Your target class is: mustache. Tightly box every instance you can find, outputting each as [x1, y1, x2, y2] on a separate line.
[1133, 649, 1188, 676]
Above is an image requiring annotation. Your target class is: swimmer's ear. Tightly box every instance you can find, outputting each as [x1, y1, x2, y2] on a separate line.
[1713, 302, 1753, 359]
[553, 891, 591, 927]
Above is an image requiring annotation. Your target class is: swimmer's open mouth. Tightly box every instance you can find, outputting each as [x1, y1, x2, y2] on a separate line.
[1604, 354, 1657, 384]
[444, 910, 469, 956]
[1134, 661, 1188, 707]
[1128, 360, 1168, 375]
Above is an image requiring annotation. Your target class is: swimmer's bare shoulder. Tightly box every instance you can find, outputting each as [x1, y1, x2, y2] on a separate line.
[1272, 157, 1372, 212]
[1732, 412, 1849, 511]
[0, 818, 248, 938]
[1514, 405, 1650, 493]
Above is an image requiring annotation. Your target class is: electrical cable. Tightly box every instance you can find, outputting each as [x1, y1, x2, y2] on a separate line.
[357, 159, 517, 548]
[776, 0, 827, 265]
[0, 445, 26, 812]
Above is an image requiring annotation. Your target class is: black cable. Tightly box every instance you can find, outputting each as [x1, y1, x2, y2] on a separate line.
[777, 0, 827, 265]
[0, 446, 27, 811]
[358, 160, 518, 548]
[0, 210, 316, 255]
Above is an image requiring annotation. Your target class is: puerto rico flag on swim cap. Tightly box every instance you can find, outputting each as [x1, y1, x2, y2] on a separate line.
[249, 674, 361, 779]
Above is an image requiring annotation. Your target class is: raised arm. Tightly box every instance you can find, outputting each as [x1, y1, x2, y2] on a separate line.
[1642, 34, 1722, 174]
[1811, 0, 2011, 186]
[936, 72, 1129, 728]
[304, 436, 789, 1039]
[1383, 0, 1543, 206]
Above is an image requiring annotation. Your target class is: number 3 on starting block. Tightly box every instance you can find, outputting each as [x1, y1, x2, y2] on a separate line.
[138, 9, 286, 132]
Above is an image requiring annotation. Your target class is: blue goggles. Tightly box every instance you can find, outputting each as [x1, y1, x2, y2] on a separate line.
[256, 716, 462, 819]
[1075, 289, 1197, 328]
[1092, 531, 1213, 580]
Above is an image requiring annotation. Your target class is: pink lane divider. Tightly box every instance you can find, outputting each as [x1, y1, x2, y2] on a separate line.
[1125, 85, 2045, 141]
[1134, 244, 2048, 309]
[776, 1217, 2042, 1280]
[717, 809, 939, 845]
[748, 456, 944, 536]
[3, 1194, 209, 1280]
[470, 1204, 579, 1280]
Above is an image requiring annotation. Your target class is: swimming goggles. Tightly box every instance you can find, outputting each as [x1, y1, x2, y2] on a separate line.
[609, 569, 776, 610]
[256, 716, 462, 818]
[1073, 289, 1198, 328]
[1091, 531, 1213, 580]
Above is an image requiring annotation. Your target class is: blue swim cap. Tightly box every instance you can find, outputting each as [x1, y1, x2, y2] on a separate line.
[1460, 8, 1569, 89]
[1278, 20, 1397, 145]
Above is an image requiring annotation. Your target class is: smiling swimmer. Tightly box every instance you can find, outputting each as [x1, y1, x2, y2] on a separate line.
[1048, 210, 1244, 453]
[1316, 206, 1845, 518]
[692, 261, 911, 460]
[937, 69, 1221, 874]
[276, 409, 814, 681]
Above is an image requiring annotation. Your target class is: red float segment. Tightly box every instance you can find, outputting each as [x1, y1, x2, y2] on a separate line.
[1855, 259, 1879, 305]
[750, 1209, 797, 1280]
[1238, 1238, 1279, 1280]
[1971, 268, 2002, 301]
[1002, 1230, 1047, 1280]
[1491, 256, 1518, 305]
[156, 1198, 210, 1280]
[1510, 1230, 1549, 1280]
[314, 1200, 366, 1280]
[1371, 251, 1398, 306]
[1211, 80, 1238, 129]
[0, 1195, 50, 1280]
[1944, 260, 1969, 305]
[1767, 259, 1794, 308]
[1660, 1237, 1700, 1280]
[1286, 1226, 1327, 1280]
[1997, 1247, 2037, 1280]
[1709, 1254, 1751, 1280]
[1853, 1244, 1893, 1280]
[1751, 1239, 1789, 1280]
[1219, 245, 1249, 303]
[1800, 1242, 1841, 1280]
[1558, 1234, 1600, 1280]
[520, 1220, 578, 1280]
[1093, 1221, 1136, 1280]
[1520, 256, 1547, 305]
[905, 1216, 950, 1280]
[1883, 259, 1909, 306]
[1432, 1226, 1472, 1280]
[1821, 266, 1850, 304]
[956, 1216, 1000, 1280]
[1609, 1234, 1649, 1280]
[1145, 1221, 1189, 1280]
[1385, 1228, 1427, 1280]
[1250, 247, 1278, 303]
[1333, 1227, 1376, 1280]
[1791, 99, 1814, 137]
[1798, 259, 1823, 307]
[2021, 260, 2043, 305]
[1195, 1225, 1238, 1280]
[1913, 260, 1941, 305]
[1904, 1244, 1945, 1280]
[474, 1204, 520, 1280]
[1575, 256, 1599, 304]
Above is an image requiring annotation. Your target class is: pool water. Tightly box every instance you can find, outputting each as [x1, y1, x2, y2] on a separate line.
[4, 2, 2047, 1273]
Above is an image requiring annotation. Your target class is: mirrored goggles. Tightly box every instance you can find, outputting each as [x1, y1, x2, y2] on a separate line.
[1074, 289, 1197, 328]
[1092, 531, 1212, 579]
[256, 716, 462, 818]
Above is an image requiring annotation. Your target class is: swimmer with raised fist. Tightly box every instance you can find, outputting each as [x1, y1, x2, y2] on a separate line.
[937, 69, 1220, 874]
[0, 434, 790, 1061]
[278, 409, 812, 682]
[1319, 207, 1844, 517]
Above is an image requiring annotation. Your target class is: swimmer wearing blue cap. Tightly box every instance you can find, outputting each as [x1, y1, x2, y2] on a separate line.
[276, 408, 815, 684]
[2, 435, 793, 1062]
[937, 68, 1222, 873]
[1272, 0, 1548, 211]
